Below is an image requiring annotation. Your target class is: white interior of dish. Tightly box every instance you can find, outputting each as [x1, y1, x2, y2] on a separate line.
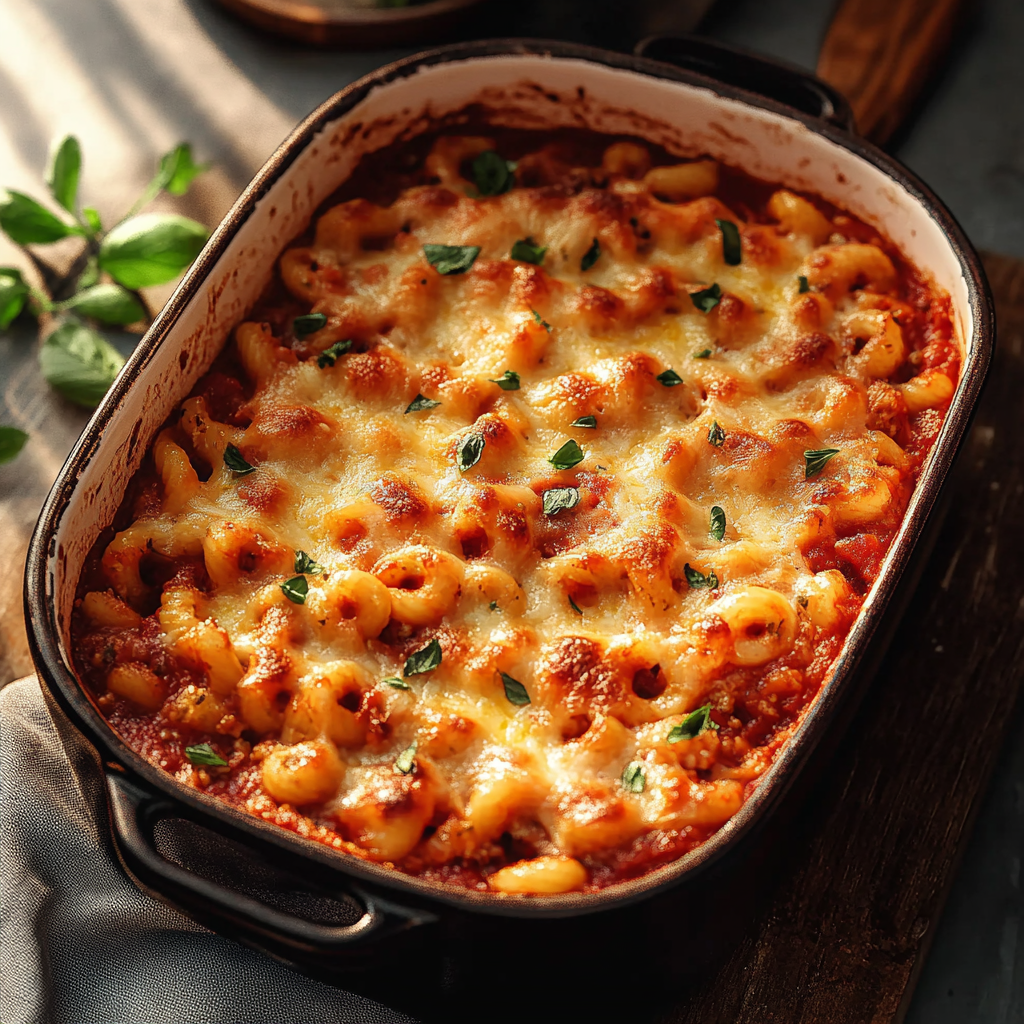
[47, 53, 976, 670]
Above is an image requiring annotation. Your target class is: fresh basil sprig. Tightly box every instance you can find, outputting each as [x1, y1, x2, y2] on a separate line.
[38, 320, 125, 408]
[0, 268, 30, 329]
[0, 425, 29, 464]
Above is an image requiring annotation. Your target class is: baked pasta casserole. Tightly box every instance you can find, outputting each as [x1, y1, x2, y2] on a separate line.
[73, 130, 959, 894]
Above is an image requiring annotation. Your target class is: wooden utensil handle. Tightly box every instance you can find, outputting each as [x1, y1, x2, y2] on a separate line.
[817, 0, 969, 145]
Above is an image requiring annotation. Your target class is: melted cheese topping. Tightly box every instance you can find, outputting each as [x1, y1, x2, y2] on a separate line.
[75, 136, 958, 894]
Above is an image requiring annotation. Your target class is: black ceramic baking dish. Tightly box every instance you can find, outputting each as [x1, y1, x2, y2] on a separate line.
[24, 36, 993, 1010]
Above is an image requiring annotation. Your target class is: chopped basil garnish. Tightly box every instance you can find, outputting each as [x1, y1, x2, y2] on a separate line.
[621, 761, 646, 793]
[549, 439, 584, 470]
[710, 505, 726, 542]
[510, 237, 547, 265]
[317, 339, 353, 367]
[805, 447, 840, 479]
[683, 563, 719, 589]
[542, 486, 580, 516]
[657, 368, 683, 387]
[568, 595, 583, 615]
[293, 312, 327, 339]
[424, 243, 480, 275]
[571, 415, 597, 429]
[691, 283, 722, 313]
[384, 677, 411, 690]
[185, 743, 228, 767]
[667, 704, 718, 743]
[581, 237, 600, 271]
[693, 348, 712, 359]
[472, 150, 515, 196]
[394, 740, 417, 775]
[489, 370, 521, 391]
[456, 432, 485, 472]
[489, 600, 499, 611]
[708, 421, 726, 447]
[798, 275, 810, 293]
[405, 393, 441, 413]
[223, 443, 255, 476]
[280, 576, 309, 604]
[294, 550, 323, 575]
[715, 219, 742, 266]
[532, 309, 552, 332]
[501, 672, 531, 706]
[404, 639, 442, 677]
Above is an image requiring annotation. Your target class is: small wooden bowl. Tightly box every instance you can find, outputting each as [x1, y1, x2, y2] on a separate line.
[212, 0, 486, 49]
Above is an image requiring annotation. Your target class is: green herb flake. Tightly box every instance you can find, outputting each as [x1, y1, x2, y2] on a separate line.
[294, 550, 323, 575]
[510, 237, 547, 265]
[404, 638, 442, 677]
[667, 704, 718, 743]
[683, 563, 719, 590]
[531, 309, 552, 332]
[571, 415, 597, 429]
[501, 672, 531, 707]
[405, 393, 441, 413]
[548, 439, 585, 471]
[708, 421, 726, 447]
[280, 576, 309, 604]
[690, 283, 722, 313]
[581, 237, 601, 272]
[710, 505, 726, 542]
[0, 426, 29, 464]
[489, 600, 499, 611]
[489, 369, 521, 391]
[38, 320, 125, 409]
[798, 275, 810, 293]
[384, 677, 411, 690]
[394, 740, 418, 775]
[424, 243, 480, 276]
[568, 595, 584, 615]
[223, 443, 256, 476]
[715, 218, 742, 266]
[804, 447, 841, 479]
[294, 312, 328, 339]
[621, 761, 646, 794]
[185, 742, 228, 767]
[657, 368, 684, 387]
[471, 150, 515, 196]
[317, 339, 353, 368]
[542, 486, 580, 516]
[456, 432, 485, 472]
[693, 348, 712, 359]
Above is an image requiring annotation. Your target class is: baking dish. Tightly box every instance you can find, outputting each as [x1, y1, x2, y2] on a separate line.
[24, 37, 993, 986]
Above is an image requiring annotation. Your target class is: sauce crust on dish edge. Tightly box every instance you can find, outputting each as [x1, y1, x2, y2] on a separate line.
[72, 128, 958, 894]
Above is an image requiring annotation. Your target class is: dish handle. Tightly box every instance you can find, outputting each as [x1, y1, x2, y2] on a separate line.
[104, 771, 436, 960]
[634, 33, 855, 132]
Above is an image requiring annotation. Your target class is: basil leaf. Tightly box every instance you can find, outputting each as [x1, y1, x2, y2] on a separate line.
[488, 370, 520, 391]
[294, 312, 327, 339]
[0, 190, 78, 244]
[501, 672, 531, 706]
[83, 207, 103, 235]
[804, 447, 840, 479]
[65, 284, 145, 325]
[394, 740, 418, 775]
[690, 283, 722, 313]
[99, 213, 208, 288]
[667, 704, 718, 743]
[571, 415, 597, 429]
[710, 505, 726, 542]
[510, 237, 546, 265]
[294, 550, 323, 575]
[405, 393, 441, 413]
[542, 486, 580, 516]
[657, 368, 683, 387]
[549, 439, 584, 470]
[489, 600, 499, 611]
[471, 150, 515, 196]
[404, 639, 442, 677]
[223, 443, 256, 476]
[693, 348, 712, 359]
[38, 320, 124, 408]
[78, 255, 100, 290]
[532, 309, 551, 332]
[568, 595, 583, 615]
[384, 677, 411, 690]
[456, 432, 485, 472]
[424, 244, 480, 275]
[683, 563, 719, 589]
[46, 136, 82, 214]
[0, 425, 29, 464]
[798, 275, 810, 293]
[621, 761, 646, 793]
[708, 420, 726, 447]
[581, 237, 600, 271]
[317, 339, 353, 367]
[715, 218, 742, 266]
[185, 742, 228, 767]
[157, 143, 208, 196]
[280, 575, 308, 604]
[0, 268, 29, 329]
